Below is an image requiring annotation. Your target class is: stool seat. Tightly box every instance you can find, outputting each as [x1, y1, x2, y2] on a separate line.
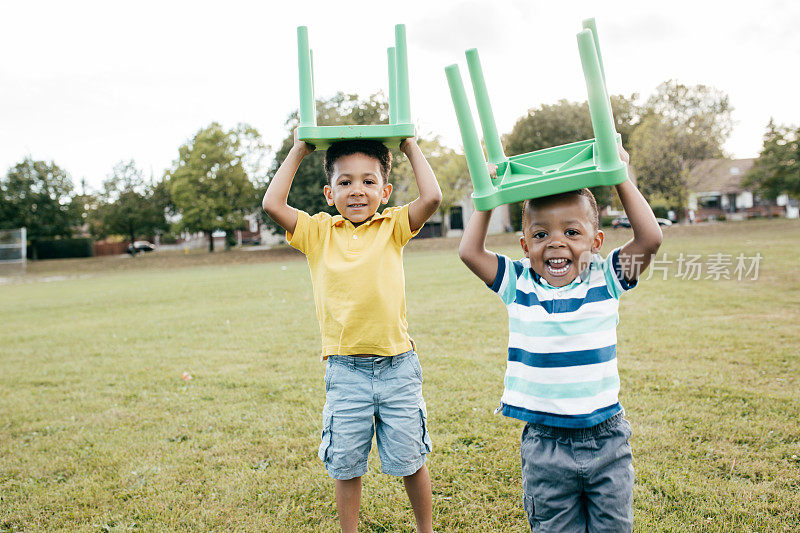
[296, 124, 416, 150]
[475, 135, 627, 210]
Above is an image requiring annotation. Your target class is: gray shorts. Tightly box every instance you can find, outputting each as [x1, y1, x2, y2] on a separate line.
[318, 350, 432, 480]
[521, 412, 634, 532]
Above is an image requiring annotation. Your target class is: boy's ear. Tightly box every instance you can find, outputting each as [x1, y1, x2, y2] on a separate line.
[592, 229, 604, 254]
[323, 184, 334, 206]
[519, 234, 529, 257]
[380, 182, 393, 205]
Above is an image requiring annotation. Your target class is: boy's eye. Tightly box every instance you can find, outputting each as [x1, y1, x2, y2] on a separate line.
[565, 229, 580, 236]
[339, 180, 350, 186]
[532, 231, 547, 239]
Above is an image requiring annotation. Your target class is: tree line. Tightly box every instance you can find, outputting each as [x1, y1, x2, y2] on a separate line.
[2, 80, 797, 256]
[0, 123, 265, 254]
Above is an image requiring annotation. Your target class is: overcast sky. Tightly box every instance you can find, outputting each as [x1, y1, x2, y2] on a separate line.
[2, 0, 798, 191]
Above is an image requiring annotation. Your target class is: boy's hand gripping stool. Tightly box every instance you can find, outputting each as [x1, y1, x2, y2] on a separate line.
[446, 18, 628, 211]
[296, 24, 416, 149]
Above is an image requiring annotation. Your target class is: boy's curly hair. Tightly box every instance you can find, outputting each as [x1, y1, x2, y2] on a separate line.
[323, 140, 392, 186]
[522, 188, 600, 231]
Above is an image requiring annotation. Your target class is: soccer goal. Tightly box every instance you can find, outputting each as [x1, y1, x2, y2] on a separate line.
[0, 227, 27, 275]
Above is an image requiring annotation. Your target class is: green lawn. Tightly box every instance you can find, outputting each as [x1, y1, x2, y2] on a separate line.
[1, 219, 799, 532]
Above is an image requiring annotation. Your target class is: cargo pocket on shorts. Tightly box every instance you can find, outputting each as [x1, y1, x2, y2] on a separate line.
[318, 410, 333, 463]
[523, 494, 537, 529]
[411, 354, 423, 382]
[419, 402, 432, 454]
[324, 361, 335, 393]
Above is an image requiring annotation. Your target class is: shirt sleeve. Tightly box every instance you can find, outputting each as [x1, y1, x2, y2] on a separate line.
[391, 204, 421, 246]
[487, 253, 518, 305]
[287, 210, 326, 256]
[601, 247, 638, 299]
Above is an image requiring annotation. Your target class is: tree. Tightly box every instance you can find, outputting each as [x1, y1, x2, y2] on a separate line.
[166, 123, 262, 252]
[642, 80, 732, 150]
[94, 160, 169, 245]
[70, 185, 99, 240]
[501, 95, 639, 227]
[0, 157, 81, 248]
[630, 80, 733, 211]
[744, 120, 800, 200]
[503, 95, 638, 158]
[391, 136, 469, 216]
[261, 92, 398, 233]
[627, 116, 687, 206]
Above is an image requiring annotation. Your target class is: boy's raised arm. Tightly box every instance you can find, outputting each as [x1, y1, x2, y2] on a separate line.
[615, 147, 663, 281]
[458, 207, 497, 286]
[262, 130, 315, 234]
[401, 138, 443, 233]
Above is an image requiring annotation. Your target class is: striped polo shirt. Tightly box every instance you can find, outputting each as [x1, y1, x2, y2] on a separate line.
[489, 248, 636, 428]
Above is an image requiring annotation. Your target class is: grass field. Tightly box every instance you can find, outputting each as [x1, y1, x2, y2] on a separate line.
[2, 219, 799, 532]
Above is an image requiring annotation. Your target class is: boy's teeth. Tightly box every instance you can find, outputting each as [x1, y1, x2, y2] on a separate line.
[546, 259, 570, 275]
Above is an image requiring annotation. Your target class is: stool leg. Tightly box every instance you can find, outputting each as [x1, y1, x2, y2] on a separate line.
[581, 18, 606, 89]
[577, 28, 619, 170]
[388, 47, 398, 125]
[465, 48, 506, 165]
[310, 49, 317, 122]
[395, 24, 411, 124]
[297, 26, 315, 127]
[445, 64, 493, 201]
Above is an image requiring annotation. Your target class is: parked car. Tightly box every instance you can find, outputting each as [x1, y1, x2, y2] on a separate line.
[611, 216, 672, 228]
[611, 216, 631, 228]
[127, 240, 156, 254]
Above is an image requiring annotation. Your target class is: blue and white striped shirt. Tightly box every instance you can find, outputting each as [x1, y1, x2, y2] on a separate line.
[489, 248, 636, 428]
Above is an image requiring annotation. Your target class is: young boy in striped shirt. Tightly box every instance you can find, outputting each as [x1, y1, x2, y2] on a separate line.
[458, 148, 662, 531]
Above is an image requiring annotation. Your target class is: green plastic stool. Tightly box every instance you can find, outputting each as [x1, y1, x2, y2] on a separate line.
[445, 18, 627, 211]
[296, 24, 415, 149]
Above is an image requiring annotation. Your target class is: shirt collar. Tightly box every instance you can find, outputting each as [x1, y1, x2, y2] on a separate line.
[332, 209, 392, 227]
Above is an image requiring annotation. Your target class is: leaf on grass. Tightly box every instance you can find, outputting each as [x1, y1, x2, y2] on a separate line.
[252, 459, 271, 471]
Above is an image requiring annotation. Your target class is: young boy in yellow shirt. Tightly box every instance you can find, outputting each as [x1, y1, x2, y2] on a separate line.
[263, 132, 441, 533]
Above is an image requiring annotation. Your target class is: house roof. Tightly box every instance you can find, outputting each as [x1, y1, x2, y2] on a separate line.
[687, 158, 755, 194]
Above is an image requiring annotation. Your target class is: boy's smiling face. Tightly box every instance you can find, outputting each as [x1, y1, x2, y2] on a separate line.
[520, 194, 604, 287]
[324, 152, 392, 224]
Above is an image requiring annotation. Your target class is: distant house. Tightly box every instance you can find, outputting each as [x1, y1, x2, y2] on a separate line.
[444, 199, 513, 238]
[687, 158, 799, 221]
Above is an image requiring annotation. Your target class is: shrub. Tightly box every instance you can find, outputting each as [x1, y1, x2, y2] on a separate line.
[651, 205, 669, 219]
[27, 238, 94, 260]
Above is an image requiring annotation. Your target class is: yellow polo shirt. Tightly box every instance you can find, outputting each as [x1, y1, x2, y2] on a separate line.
[287, 204, 419, 358]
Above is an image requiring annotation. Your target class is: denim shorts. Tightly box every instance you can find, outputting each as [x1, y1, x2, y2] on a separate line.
[318, 350, 432, 480]
[521, 412, 634, 532]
